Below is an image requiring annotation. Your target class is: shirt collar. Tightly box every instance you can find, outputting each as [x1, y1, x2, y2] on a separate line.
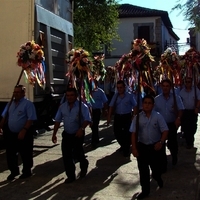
[161, 92, 171, 99]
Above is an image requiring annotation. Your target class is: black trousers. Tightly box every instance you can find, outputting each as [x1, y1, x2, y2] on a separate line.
[181, 110, 198, 146]
[4, 127, 34, 174]
[61, 131, 88, 179]
[113, 113, 132, 156]
[91, 108, 101, 144]
[167, 122, 178, 156]
[137, 142, 163, 194]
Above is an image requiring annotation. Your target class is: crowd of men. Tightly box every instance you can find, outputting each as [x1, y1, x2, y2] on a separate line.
[0, 76, 200, 199]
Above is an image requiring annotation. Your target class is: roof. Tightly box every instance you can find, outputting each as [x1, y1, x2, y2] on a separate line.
[118, 4, 180, 41]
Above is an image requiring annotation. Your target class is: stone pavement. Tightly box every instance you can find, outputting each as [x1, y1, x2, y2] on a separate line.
[1, 117, 200, 200]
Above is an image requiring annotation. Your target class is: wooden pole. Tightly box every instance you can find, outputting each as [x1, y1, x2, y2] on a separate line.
[1, 68, 24, 128]
[193, 66, 197, 107]
[170, 72, 178, 117]
[135, 70, 141, 147]
[78, 78, 82, 127]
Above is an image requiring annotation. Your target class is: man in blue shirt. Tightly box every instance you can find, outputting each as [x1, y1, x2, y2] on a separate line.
[0, 85, 37, 181]
[91, 79, 108, 148]
[52, 87, 91, 184]
[154, 79, 184, 167]
[107, 80, 137, 158]
[179, 77, 200, 149]
[130, 95, 168, 199]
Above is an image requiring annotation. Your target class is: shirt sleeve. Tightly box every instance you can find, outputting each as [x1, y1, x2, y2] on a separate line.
[131, 93, 137, 107]
[81, 103, 92, 122]
[154, 97, 159, 111]
[196, 87, 200, 100]
[101, 90, 108, 104]
[1, 103, 9, 117]
[109, 93, 118, 107]
[129, 117, 136, 133]
[157, 113, 169, 132]
[54, 106, 63, 122]
[176, 95, 185, 110]
[26, 102, 37, 120]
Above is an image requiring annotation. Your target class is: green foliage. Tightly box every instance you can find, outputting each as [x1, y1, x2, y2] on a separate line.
[73, 0, 120, 53]
[171, 0, 200, 31]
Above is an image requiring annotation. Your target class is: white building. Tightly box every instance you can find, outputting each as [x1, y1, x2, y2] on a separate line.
[104, 4, 180, 67]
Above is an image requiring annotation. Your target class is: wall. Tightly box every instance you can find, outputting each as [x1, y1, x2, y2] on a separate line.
[0, 0, 34, 101]
[105, 16, 159, 67]
[161, 23, 178, 53]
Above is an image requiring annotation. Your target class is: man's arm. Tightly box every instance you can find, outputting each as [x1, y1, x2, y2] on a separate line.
[18, 120, 34, 140]
[175, 95, 184, 128]
[154, 130, 168, 151]
[0, 117, 5, 134]
[131, 132, 139, 157]
[175, 110, 183, 128]
[107, 106, 114, 125]
[22, 120, 33, 130]
[52, 121, 61, 143]
[0, 117, 5, 129]
[195, 99, 200, 114]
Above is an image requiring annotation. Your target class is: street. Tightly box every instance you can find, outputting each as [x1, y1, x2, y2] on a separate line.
[0, 118, 200, 200]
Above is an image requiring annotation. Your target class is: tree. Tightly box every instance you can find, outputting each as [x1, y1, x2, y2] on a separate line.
[73, 0, 120, 53]
[172, 0, 200, 31]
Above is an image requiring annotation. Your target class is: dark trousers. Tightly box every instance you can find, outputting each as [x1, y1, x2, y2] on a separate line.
[167, 122, 178, 156]
[113, 113, 132, 156]
[91, 108, 101, 144]
[181, 110, 198, 146]
[137, 142, 163, 194]
[61, 131, 88, 179]
[4, 128, 34, 174]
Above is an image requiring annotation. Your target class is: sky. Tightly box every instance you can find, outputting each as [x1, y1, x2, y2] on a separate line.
[119, 0, 190, 44]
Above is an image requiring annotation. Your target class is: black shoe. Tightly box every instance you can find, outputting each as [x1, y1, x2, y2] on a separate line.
[117, 147, 123, 153]
[19, 172, 32, 179]
[186, 144, 194, 149]
[136, 192, 149, 199]
[157, 178, 163, 188]
[123, 152, 130, 157]
[80, 160, 89, 178]
[172, 155, 178, 165]
[124, 155, 131, 162]
[64, 177, 75, 184]
[7, 172, 20, 181]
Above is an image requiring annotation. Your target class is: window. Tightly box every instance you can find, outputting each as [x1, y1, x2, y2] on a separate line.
[138, 26, 150, 43]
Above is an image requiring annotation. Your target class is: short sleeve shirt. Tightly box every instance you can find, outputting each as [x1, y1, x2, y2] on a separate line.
[154, 93, 184, 123]
[179, 87, 200, 109]
[1, 97, 37, 132]
[109, 92, 137, 114]
[91, 88, 108, 109]
[54, 100, 91, 134]
[129, 110, 168, 144]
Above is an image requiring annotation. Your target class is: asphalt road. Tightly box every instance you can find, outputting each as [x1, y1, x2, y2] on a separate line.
[0, 118, 200, 200]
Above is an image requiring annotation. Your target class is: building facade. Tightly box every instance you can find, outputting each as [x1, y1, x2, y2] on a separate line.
[104, 4, 179, 67]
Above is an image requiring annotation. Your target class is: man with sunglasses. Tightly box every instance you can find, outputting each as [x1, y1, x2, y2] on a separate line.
[179, 77, 200, 149]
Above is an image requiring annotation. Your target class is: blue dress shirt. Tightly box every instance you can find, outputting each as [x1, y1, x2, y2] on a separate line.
[179, 87, 200, 109]
[109, 92, 137, 114]
[154, 93, 184, 123]
[129, 110, 168, 145]
[91, 88, 108, 109]
[55, 100, 91, 134]
[1, 97, 37, 132]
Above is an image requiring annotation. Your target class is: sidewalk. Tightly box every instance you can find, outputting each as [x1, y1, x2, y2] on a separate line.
[0, 118, 200, 200]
